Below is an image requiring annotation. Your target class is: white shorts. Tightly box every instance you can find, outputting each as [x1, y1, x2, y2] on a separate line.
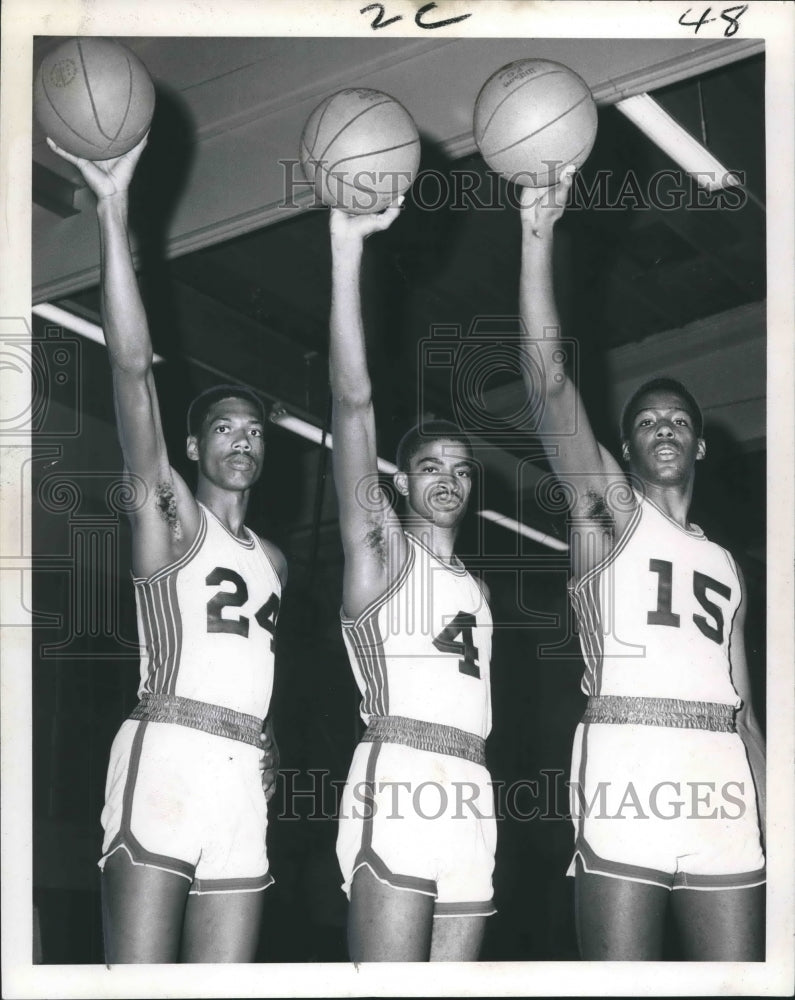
[567, 721, 765, 890]
[336, 739, 497, 916]
[99, 719, 273, 894]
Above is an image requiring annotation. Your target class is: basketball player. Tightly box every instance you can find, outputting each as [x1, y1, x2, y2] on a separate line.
[48, 134, 286, 963]
[328, 203, 496, 961]
[517, 166, 765, 960]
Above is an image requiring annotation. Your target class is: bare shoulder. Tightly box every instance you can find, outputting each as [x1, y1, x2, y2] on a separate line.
[128, 467, 201, 578]
[256, 535, 288, 589]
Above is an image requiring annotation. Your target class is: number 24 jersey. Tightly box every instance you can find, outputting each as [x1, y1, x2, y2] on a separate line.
[569, 494, 742, 705]
[133, 502, 281, 719]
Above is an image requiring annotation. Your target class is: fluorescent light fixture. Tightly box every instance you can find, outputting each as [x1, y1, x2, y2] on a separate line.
[478, 509, 568, 552]
[615, 93, 740, 192]
[32, 303, 165, 364]
[269, 408, 398, 475]
[271, 408, 567, 551]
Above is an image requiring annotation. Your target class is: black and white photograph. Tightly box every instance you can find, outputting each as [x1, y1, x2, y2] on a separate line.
[1, 1, 793, 996]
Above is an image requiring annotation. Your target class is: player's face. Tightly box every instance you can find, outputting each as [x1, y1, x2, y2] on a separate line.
[400, 438, 474, 527]
[622, 390, 705, 486]
[187, 397, 265, 491]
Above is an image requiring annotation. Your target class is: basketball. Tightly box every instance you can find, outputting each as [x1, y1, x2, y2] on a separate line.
[473, 59, 597, 188]
[300, 88, 420, 214]
[34, 37, 155, 160]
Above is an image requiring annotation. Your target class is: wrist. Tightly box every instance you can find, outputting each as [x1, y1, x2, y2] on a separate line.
[96, 191, 130, 223]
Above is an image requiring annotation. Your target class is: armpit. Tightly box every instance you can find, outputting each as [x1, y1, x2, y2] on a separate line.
[154, 482, 183, 540]
[582, 488, 615, 532]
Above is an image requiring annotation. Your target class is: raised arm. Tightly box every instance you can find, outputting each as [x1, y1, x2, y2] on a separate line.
[518, 170, 631, 573]
[48, 136, 197, 576]
[328, 204, 405, 619]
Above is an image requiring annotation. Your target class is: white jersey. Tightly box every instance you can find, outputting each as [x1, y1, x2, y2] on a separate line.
[569, 494, 741, 705]
[341, 532, 492, 738]
[133, 502, 281, 718]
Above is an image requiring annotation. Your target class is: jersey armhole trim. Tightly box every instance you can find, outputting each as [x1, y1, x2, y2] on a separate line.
[570, 499, 643, 594]
[132, 508, 208, 586]
[341, 541, 416, 630]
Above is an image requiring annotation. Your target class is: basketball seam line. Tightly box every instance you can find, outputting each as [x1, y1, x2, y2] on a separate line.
[478, 70, 569, 142]
[41, 80, 106, 150]
[316, 99, 399, 163]
[324, 137, 419, 174]
[486, 93, 593, 160]
[78, 39, 135, 145]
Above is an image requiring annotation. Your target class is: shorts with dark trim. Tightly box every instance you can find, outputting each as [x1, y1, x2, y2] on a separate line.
[336, 738, 497, 917]
[99, 718, 273, 894]
[567, 720, 766, 891]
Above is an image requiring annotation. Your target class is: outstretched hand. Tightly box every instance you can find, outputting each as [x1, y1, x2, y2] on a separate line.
[519, 164, 576, 236]
[46, 132, 149, 201]
[329, 196, 404, 247]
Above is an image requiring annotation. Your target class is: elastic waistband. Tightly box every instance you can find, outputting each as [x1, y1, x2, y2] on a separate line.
[362, 715, 486, 766]
[583, 695, 736, 733]
[129, 693, 263, 747]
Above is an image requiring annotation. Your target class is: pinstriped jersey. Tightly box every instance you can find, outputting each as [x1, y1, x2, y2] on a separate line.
[133, 503, 281, 718]
[341, 532, 492, 738]
[569, 494, 741, 705]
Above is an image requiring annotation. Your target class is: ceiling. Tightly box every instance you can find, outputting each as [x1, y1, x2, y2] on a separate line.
[30, 35, 767, 563]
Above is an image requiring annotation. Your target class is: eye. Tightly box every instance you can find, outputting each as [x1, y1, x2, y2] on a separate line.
[214, 423, 230, 433]
[674, 417, 688, 426]
[457, 467, 472, 478]
[250, 427, 263, 438]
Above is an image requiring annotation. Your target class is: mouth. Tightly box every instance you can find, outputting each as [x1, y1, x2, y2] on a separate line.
[228, 456, 255, 471]
[654, 444, 679, 460]
[431, 488, 462, 508]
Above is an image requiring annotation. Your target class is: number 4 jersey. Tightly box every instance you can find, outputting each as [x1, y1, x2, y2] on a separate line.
[133, 502, 281, 718]
[569, 494, 742, 705]
[341, 532, 493, 739]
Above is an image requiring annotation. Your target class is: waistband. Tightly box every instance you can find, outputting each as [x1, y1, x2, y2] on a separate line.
[129, 693, 263, 747]
[362, 715, 486, 766]
[583, 695, 736, 733]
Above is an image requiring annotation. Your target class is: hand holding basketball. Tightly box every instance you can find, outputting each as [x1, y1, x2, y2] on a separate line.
[329, 197, 404, 247]
[47, 132, 149, 201]
[519, 164, 576, 235]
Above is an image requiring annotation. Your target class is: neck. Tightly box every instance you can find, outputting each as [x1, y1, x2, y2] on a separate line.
[640, 479, 694, 528]
[197, 482, 249, 537]
[404, 519, 459, 563]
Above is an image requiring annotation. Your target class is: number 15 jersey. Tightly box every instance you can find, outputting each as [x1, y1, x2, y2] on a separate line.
[569, 494, 741, 705]
[341, 532, 492, 739]
[133, 502, 281, 719]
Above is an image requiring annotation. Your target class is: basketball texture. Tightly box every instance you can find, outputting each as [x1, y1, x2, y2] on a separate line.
[34, 37, 155, 160]
[474, 59, 597, 187]
[300, 88, 420, 214]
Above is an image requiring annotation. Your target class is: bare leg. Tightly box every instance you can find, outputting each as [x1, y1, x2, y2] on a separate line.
[347, 866, 435, 961]
[671, 884, 765, 961]
[180, 889, 265, 962]
[574, 857, 669, 960]
[429, 915, 486, 961]
[101, 850, 190, 963]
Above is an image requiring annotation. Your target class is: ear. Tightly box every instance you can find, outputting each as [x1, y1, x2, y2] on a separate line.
[393, 470, 409, 496]
[186, 435, 199, 462]
[696, 437, 706, 461]
[621, 441, 630, 462]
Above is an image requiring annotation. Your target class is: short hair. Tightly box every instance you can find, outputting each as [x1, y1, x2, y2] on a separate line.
[620, 377, 703, 441]
[186, 384, 266, 438]
[395, 419, 473, 472]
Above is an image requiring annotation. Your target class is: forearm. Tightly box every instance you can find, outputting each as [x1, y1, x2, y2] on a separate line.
[96, 194, 152, 376]
[519, 213, 568, 403]
[329, 233, 372, 407]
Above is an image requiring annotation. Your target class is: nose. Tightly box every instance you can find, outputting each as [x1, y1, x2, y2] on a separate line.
[655, 422, 674, 438]
[232, 433, 251, 451]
